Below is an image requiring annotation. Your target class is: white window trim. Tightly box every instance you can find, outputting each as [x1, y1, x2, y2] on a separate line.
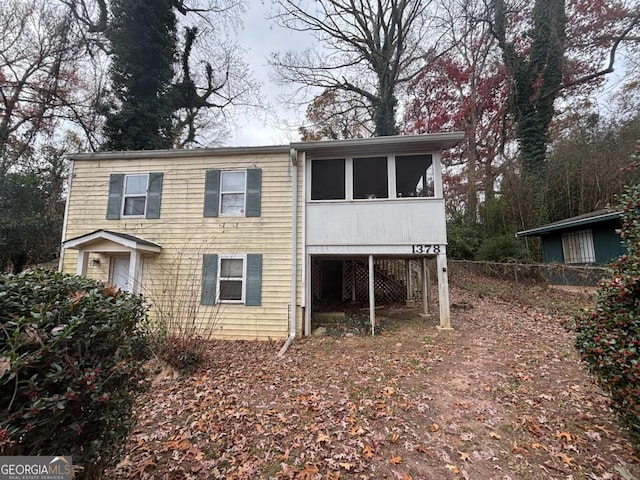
[308, 154, 438, 202]
[217, 254, 247, 303]
[219, 170, 247, 216]
[121, 173, 149, 218]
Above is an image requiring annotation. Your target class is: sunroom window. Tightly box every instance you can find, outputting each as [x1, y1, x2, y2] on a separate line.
[311, 159, 345, 200]
[353, 156, 388, 199]
[395, 154, 434, 198]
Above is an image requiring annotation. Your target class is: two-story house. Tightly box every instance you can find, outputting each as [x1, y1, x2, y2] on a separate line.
[59, 133, 463, 343]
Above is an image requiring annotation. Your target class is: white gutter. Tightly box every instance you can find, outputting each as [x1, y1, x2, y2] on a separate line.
[278, 148, 299, 357]
[57, 159, 75, 272]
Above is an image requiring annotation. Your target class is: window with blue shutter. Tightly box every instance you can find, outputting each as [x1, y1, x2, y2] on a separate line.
[203, 168, 261, 217]
[106, 174, 124, 219]
[245, 254, 262, 306]
[201, 254, 219, 305]
[107, 172, 163, 219]
[200, 253, 262, 306]
[146, 172, 163, 219]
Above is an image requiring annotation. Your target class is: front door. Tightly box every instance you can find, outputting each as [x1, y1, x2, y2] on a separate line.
[110, 255, 132, 292]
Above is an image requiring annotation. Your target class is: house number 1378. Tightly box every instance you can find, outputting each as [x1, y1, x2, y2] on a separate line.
[412, 244, 441, 254]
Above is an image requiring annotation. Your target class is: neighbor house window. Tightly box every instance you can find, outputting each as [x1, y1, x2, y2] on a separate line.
[220, 171, 246, 215]
[353, 156, 388, 199]
[562, 229, 596, 263]
[395, 154, 434, 198]
[311, 159, 345, 200]
[123, 174, 149, 216]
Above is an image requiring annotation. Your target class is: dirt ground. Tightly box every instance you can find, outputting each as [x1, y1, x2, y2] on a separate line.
[107, 274, 640, 479]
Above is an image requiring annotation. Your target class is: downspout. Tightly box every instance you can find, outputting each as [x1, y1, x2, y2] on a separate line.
[278, 148, 298, 357]
[57, 158, 75, 272]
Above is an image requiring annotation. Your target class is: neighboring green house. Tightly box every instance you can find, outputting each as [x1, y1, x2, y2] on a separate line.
[516, 210, 625, 285]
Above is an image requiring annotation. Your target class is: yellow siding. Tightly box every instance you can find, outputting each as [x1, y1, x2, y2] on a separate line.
[61, 152, 300, 340]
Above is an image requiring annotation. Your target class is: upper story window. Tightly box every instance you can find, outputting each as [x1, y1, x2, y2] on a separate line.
[204, 168, 262, 218]
[106, 172, 163, 220]
[353, 156, 388, 199]
[220, 171, 246, 215]
[395, 155, 434, 198]
[562, 229, 596, 263]
[311, 159, 345, 200]
[309, 154, 436, 201]
[123, 174, 149, 216]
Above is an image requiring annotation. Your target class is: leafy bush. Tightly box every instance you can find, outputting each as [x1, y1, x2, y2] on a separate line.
[446, 220, 483, 259]
[0, 270, 150, 478]
[475, 234, 526, 262]
[574, 156, 640, 450]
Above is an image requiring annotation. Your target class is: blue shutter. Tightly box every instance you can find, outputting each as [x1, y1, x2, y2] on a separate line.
[146, 172, 163, 219]
[201, 254, 219, 305]
[203, 169, 220, 217]
[245, 254, 262, 306]
[245, 168, 262, 217]
[106, 174, 124, 219]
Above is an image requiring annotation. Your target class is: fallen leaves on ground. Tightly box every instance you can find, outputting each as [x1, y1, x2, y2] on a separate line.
[105, 274, 640, 479]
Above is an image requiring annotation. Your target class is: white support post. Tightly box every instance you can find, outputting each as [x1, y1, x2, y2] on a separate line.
[76, 250, 89, 276]
[436, 253, 452, 331]
[304, 254, 312, 336]
[129, 251, 141, 294]
[368, 254, 375, 336]
[405, 259, 412, 303]
[421, 257, 429, 316]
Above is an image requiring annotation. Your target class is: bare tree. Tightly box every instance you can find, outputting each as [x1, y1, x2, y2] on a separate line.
[299, 89, 373, 140]
[0, 0, 95, 171]
[271, 0, 446, 137]
[61, 0, 262, 147]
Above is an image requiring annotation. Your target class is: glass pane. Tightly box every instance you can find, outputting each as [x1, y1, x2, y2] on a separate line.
[125, 174, 148, 195]
[219, 280, 242, 300]
[221, 258, 243, 277]
[395, 155, 434, 197]
[221, 171, 246, 192]
[221, 193, 244, 214]
[123, 197, 146, 216]
[311, 159, 345, 200]
[353, 156, 388, 199]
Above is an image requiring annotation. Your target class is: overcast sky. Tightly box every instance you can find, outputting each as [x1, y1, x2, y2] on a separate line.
[228, 2, 317, 147]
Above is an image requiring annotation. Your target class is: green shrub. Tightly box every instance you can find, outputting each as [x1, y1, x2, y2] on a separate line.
[446, 220, 484, 259]
[0, 270, 150, 478]
[475, 234, 526, 262]
[574, 156, 640, 450]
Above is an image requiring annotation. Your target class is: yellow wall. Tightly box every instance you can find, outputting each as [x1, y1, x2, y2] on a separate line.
[61, 151, 303, 340]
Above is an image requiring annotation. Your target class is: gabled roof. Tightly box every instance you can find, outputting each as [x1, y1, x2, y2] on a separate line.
[62, 229, 162, 253]
[516, 209, 623, 237]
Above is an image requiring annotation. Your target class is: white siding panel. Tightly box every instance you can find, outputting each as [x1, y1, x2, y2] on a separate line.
[306, 199, 447, 246]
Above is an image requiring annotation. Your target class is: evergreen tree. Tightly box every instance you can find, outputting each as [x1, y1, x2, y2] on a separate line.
[103, 0, 177, 150]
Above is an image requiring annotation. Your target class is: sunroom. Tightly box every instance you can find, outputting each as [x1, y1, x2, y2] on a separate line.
[292, 132, 464, 335]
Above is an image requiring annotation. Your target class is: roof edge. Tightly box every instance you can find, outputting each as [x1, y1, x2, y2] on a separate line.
[516, 211, 623, 237]
[67, 144, 291, 161]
